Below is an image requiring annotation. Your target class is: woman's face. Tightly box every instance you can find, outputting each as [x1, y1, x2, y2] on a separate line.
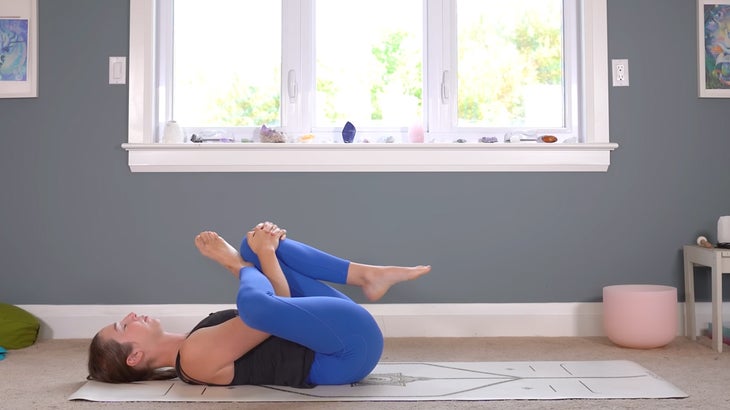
[99, 312, 163, 347]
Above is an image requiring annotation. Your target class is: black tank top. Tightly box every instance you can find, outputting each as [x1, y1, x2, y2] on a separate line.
[175, 309, 315, 388]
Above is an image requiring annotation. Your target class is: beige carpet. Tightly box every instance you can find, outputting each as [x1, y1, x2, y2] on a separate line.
[2, 336, 728, 409]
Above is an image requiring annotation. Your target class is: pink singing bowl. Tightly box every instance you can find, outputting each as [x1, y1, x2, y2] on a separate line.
[602, 284, 677, 349]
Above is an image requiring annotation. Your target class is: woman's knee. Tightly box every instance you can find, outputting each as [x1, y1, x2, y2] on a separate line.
[239, 236, 259, 265]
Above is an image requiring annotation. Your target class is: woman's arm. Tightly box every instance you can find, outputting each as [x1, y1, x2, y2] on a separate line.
[246, 223, 291, 297]
[257, 249, 291, 297]
[179, 317, 270, 385]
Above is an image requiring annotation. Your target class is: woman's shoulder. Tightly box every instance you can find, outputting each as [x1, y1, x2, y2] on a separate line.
[189, 309, 239, 333]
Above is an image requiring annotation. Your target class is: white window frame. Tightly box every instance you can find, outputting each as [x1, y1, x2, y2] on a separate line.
[123, 0, 617, 172]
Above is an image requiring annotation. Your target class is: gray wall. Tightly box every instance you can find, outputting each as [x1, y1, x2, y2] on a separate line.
[1, 0, 728, 305]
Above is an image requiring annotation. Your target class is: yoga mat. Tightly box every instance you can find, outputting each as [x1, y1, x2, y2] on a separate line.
[69, 361, 687, 402]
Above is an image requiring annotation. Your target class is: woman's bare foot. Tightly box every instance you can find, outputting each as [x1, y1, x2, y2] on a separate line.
[352, 264, 431, 302]
[195, 231, 251, 277]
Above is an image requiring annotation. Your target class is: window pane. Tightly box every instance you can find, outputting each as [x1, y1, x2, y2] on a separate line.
[315, 0, 422, 128]
[457, 0, 563, 128]
[172, 0, 281, 127]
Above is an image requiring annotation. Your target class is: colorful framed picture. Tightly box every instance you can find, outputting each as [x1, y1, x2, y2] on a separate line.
[698, 0, 730, 97]
[0, 0, 37, 98]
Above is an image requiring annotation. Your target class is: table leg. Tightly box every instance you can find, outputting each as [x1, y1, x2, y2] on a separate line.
[683, 252, 696, 340]
[711, 255, 723, 353]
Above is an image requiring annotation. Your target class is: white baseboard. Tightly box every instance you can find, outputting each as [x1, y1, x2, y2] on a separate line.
[16, 302, 725, 340]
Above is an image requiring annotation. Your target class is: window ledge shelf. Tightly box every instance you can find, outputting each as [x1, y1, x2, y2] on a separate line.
[121, 142, 619, 172]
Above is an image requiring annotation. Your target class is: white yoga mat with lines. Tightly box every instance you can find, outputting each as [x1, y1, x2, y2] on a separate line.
[69, 360, 687, 402]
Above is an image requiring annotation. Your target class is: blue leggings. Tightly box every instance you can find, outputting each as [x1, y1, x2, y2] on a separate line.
[237, 237, 383, 385]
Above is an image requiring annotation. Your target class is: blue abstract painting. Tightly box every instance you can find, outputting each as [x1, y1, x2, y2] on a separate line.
[0, 19, 29, 82]
[703, 5, 730, 89]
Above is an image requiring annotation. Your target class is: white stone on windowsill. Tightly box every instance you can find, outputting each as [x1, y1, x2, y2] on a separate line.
[121, 142, 619, 172]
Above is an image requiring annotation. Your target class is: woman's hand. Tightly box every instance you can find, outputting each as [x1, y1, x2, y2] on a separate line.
[247, 221, 286, 255]
[253, 221, 287, 240]
[246, 221, 292, 297]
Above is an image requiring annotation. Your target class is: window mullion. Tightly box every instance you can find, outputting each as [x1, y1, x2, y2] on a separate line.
[281, 0, 313, 137]
[157, 0, 174, 142]
[281, 0, 300, 135]
[426, 0, 456, 137]
[563, 0, 581, 140]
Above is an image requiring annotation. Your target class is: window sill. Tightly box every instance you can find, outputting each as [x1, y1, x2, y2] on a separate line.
[121, 143, 618, 172]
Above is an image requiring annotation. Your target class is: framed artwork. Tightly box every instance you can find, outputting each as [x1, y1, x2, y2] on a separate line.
[0, 0, 37, 98]
[698, 0, 730, 97]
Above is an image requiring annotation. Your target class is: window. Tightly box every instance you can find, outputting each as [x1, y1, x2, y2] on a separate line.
[455, 0, 567, 129]
[314, 0, 423, 131]
[171, 1, 282, 129]
[124, 0, 616, 172]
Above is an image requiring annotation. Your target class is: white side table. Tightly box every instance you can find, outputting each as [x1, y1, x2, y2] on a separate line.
[683, 245, 730, 352]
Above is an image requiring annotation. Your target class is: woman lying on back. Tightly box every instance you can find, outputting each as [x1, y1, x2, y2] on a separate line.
[87, 222, 430, 386]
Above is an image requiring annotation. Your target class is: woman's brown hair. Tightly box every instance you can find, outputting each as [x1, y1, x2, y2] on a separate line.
[87, 333, 177, 383]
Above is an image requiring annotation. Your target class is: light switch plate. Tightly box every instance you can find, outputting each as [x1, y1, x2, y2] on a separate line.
[109, 56, 127, 85]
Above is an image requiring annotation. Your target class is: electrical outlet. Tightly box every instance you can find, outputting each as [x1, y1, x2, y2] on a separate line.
[612, 59, 629, 87]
